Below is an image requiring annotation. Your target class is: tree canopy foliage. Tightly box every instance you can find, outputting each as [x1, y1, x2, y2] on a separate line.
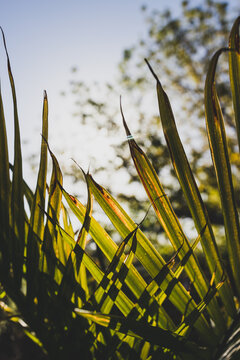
[65, 0, 240, 245]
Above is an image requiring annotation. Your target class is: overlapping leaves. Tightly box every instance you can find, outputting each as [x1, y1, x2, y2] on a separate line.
[0, 16, 240, 360]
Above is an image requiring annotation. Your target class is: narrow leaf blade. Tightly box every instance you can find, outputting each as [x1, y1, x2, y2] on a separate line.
[205, 48, 240, 295]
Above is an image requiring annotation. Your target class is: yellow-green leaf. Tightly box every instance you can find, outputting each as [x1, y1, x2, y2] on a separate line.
[146, 59, 235, 319]
[205, 48, 240, 295]
[229, 16, 240, 150]
[121, 108, 225, 334]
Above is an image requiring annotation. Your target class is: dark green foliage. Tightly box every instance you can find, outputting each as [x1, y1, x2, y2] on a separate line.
[1, 11, 240, 360]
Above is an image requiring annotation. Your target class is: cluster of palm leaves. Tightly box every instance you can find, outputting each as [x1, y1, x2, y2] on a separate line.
[0, 17, 240, 360]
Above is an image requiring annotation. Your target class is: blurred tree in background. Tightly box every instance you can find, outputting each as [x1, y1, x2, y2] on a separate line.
[63, 0, 240, 247]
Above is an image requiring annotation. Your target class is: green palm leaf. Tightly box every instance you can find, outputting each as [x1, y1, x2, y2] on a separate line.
[39, 140, 63, 296]
[0, 15, 240, 360]
[0, 72, 10, 275]
[74, 308, 210, 359]
[26, 91, 48, 301]
[229, 16, 240, 149]
[1, 28, 25, 291]
[145, 59, 236, 319]
[121, 106, 225, 334]
[205, 48, 240, 295]
[85, 175, 215, 343]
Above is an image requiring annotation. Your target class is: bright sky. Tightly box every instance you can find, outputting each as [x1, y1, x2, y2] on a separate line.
[0, 0, 239, 194]
[0, 0, 168, 187]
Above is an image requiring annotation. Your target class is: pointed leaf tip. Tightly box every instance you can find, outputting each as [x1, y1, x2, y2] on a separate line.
[207, 48, 229, 84]
[120, 97, 131, 137]
[0, 27, 4, 38]
[145, 58, 159, 83]
[1, 27, 11, 64]
[71, 158, 87, 178]
[229, 16, 240, 52]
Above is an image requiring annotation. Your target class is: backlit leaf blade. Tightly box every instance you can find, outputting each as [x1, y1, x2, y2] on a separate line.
[152, 228, 201, 310]
[74, 309, 210, 359]
[174, 227, 203, 279]
[85, 176, 215, 343]
[61, 203, 75, 239]
[9, 163, 34, 211]
[176, 273, 224, 337]
[75, 172, 92, 296]
[41, 142, 63, 282]
[58, 172, 92, 304]
[205, 48, 240, 295]
[22, 176, 34, 210]
[146, 231, 208, 327]
[127, 249, 181, 329]
[229, 16, 240, 150]
[91, 229, 138, 316]
[57, 204, 73, 266]
[1, 28, 25, 290]
[26, 91, 48, 300]
[121, 108, 225, 334]
[48, 219, 135, 317]
[62, 189, 169, 323]
[58, 192, 138, 317]
[62, 188, 149, 302]
[0, 82, 10, 273]
[62, 189, 185, 332]
[145, 59, 235, 319]
[91, 226, 174, 330]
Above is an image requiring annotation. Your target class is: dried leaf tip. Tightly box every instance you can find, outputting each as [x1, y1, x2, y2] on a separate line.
[120, 96, 132, 138]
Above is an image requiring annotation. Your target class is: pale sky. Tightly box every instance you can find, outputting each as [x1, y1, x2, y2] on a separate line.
[0, 0, 239, 194]
[0, 0, 168, 185]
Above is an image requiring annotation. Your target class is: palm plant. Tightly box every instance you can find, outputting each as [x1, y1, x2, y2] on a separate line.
[0, 16, 240, 360]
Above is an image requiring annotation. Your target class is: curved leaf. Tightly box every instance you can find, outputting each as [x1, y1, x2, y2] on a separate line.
[85, 175, 215, 343]
[205, 48, 240, 295]
[121, 107, 225, 334]
[0, 82, 10, 273]
[26, 91, 48, 300]
[229, 16, 240, 150]
[1, 28, 24, 290]
[74, 308, 210, 359]
[145, 59, 235, 319]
